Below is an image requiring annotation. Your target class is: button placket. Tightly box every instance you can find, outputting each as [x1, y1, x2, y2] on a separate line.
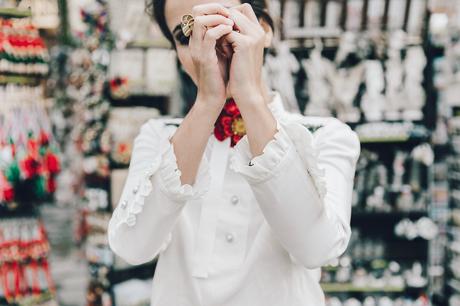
[208, 187, 251, 271]
[133, 184, 139, 194]
[225, 233, 234, 243]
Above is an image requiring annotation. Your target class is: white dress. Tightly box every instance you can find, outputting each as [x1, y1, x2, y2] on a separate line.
[107, 91, 361, 306]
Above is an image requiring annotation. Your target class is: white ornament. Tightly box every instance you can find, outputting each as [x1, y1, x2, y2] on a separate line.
[265, 41, 301, 113]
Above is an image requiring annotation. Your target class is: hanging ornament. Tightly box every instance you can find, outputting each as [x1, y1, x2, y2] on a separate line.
[46, 176, 57, 194]
[20, 156, 41, 180]
[44, 151, 60, 174]
[0, 172, 15, 203]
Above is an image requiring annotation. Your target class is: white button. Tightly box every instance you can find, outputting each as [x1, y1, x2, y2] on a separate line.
[231, 195, 239, 205]
[121, 200, 128, 209]
[225, 233, 234, 243]
[133, 185, 139, 194]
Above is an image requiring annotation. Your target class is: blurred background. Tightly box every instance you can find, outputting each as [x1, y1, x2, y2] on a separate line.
[0, 0, 459, 305]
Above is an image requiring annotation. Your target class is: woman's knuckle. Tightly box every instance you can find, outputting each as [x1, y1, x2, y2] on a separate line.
[192, 5, 201, 15]
[205, 32, 216, 40]
[215, 3, 226, 10]
[243, 3, 252, 9]
[191, 51, 200, 61]
[194, 16, 203, 25]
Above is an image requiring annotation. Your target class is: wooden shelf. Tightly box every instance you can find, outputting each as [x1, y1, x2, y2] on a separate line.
[0, 74, 41, 85]
[352, 210, 428, 219]
[321, 282, 405, 293]
[354, 122, 430, 144]
[0, 7, 32, 18]
[126, 39, 171, 49]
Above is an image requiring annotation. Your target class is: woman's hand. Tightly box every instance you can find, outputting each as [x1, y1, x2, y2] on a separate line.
[224, 4, 267, 107]
[222, 4, 278, 157]
[189, 3, 234, 110]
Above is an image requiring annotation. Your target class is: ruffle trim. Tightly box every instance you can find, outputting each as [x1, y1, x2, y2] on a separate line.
[119, 122, 211, 228]
[122, 154, 160, 227]
[157, 143, 211, 203]
[230, 121, 290, 183]
[230, 120, 327, 199]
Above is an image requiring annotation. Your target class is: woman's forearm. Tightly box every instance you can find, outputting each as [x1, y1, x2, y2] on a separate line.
[238, 93, 278, 157]
[171, 98, 223, 185]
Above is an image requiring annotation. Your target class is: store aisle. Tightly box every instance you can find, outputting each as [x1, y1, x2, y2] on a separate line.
[41, 205, 88, 306]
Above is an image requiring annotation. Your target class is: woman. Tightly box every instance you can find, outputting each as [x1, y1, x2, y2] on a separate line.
[107, 0, 361, 305]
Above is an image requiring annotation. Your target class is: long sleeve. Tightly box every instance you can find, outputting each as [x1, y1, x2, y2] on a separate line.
[230, 118, 360, 269]
[107, 119, 210, 265]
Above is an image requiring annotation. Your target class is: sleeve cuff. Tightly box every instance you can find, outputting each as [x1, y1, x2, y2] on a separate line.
[157, 140, 211, 203]
[116, 121, 211, 228]
[229, 120, 291, 184]
[230, 120, 327, 199]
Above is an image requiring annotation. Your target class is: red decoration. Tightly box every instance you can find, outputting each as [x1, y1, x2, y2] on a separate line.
[118, 143, 128, 153]
[39, 130, 50, 146]
[0, 220, 54, 302]
[109, 77, 129, 99]
[3, 186, 14, 203]
[20, 156, 41, 179]
[46, 177, 57, 193]
[44, 152, 60, 174]
[214, 98, 246, 147]
[0, 172, 14, 203]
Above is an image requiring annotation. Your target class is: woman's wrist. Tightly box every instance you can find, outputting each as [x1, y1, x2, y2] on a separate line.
[233, 90, 265, 112]
[192, 96, 225, 123]
[195, 92, 226, 113]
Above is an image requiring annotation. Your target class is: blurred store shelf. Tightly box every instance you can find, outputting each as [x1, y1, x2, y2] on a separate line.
[0, 7, 31, 18]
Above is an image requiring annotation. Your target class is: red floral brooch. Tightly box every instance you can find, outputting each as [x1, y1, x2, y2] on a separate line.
[214, 99, 246, 147]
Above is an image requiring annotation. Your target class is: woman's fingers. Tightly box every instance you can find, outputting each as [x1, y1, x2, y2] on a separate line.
[203, 24, 233, 48]
[192, 3, 230, 18]
[190, 14, 232, 49]
[231, 3, 258, 24]
[189, 3, 231, 43]
[229, 8, 262, 36]
[195, 15, 234, 30]
[191, 14, 233, 41]
[218, 40, 234, 59]
[223, 30, 247, 50]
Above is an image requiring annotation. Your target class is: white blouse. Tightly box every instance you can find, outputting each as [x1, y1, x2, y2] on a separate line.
[107, 91, 361, 306]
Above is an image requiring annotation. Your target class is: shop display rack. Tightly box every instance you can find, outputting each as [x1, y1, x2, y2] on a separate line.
[43, 0, 450, 305]
[275, 0, 439, 304]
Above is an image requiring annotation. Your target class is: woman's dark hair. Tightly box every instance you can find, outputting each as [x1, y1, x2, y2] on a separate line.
[146, 0, 275, 47]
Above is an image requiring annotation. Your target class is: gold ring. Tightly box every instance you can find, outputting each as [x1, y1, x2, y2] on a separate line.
[181, 14, 195, 37]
